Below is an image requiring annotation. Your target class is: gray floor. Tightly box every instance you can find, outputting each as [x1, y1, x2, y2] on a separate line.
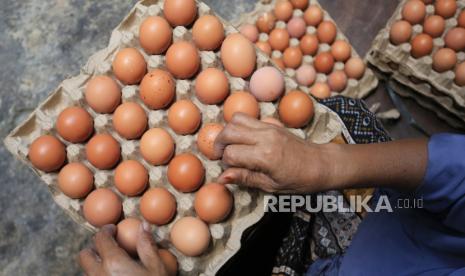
[0, 0, 461, 275]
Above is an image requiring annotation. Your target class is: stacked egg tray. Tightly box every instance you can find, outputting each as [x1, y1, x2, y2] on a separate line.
[368, 0, 465, 129]
[3, 0, 347, 275]
[233, 0, 379, 99]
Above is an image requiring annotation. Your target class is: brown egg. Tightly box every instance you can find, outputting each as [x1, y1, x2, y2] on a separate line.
[240, 24, 259, 43]
[459, 10, 465, 28]
[274, 0, 294, 22]
[195, 68, 230, 105]
[328, 70, 348, 92]
[83, 188, 122, 227]
[273, 57, 286, 70]
[287, 17, 307, 38]
[163, 0, 197, 27]
[256, 12, 276, 34]
[116, 218, 141, 256]
[113, 102, 147, 140]
[112, 48, 147, 85]
[310, 82, 331, 99]
[279, 90, 314, 128]
[389, 20, 413, 45]
[223, 91, 260, 122]
[269, 28, 290, 51]
[435, 0, 457, 19]
[261, 117, 284, 127]
[433, 48, 457, 72]
[168, 153, 205, 192]
[402, 0, 426, 24]
[283, 46, 303, 68]
[317, 21, 337, 44]
[250, 66, 285, 101]
[455, 62, 465, 86]
[86, 134, 120, 169]
[423, 15, 445, 38]
[296, 64, 316, 86]
[166, 41, 200, 79]
[58, 162, 93, 199]
[114, 160, 148, 196]
[170, 217, 210, 256]
[56, 107, 94, 143]
[140, 187, 177, 225]
[139, 69, 175, 110]
[139, 16, 172, 54]
[192, 15, 225, 50]
[197, 123, 223, 160]
[331, 40, 352, 62]
[410, 33, 433, 58]
[255, 41, 272, 56]
[85, 76, 121, 114]
[314, 52, 335, 74]
[344, 57, 366, 80]
[221, 33, 257, 78]
[444, 27, 465, 51]
[422, 0, 433, 4]
[290, 0, 308, 10]
[194, 183, 233, 223]
[300, 34, 319, 56]
[303, 5, 323, 26]
[28, 135, 66, 172]
[158, 249, 178, 276]
[140, 128, 175, 165]
[167, 100, 201, 135]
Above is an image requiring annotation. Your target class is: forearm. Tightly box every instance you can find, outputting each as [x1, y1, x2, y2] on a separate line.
[316, 139, 429, 192]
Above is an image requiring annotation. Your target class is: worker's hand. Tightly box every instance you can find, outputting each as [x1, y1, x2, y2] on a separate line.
[79, 224, 169, 276]
[213, 113, 331, 194]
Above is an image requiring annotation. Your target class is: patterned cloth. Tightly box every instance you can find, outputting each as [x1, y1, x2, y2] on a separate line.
[272, 96, 392, 276]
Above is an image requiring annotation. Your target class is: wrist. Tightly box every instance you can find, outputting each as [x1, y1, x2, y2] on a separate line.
[314, 142, 349, 191]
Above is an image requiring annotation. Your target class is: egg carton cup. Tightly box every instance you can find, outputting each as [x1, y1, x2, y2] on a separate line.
[4, 0, 349, 275]
[232, 0, 379, 99]
[367, 0, 465, 128]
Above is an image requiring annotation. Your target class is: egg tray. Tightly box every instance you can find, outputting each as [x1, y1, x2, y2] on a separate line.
[3, 0, 347, 275]
[232, 0, 379, 99]
[367, 0, 465, 128]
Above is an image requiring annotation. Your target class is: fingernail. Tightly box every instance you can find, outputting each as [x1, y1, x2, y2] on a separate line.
[142, 220, 151, 233]
[101, 224, 116, 235]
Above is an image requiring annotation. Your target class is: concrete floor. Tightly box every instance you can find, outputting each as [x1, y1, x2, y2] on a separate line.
[0, 0, 462, 275]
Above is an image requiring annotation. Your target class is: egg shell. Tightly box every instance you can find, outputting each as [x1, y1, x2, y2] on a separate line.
[300, 34, 319, 56]
[85, 76, 121, 114]
[139, 16, 172, 54]
[303, 5, 323, 26]
[220, 33, 256, 78]
[455, 62, 465, 86]
[269, 28, 290, 51]
[255, 41, 272, 56]
[458, 10, 465, 28]
[283, 46, 303, 69]
[432, 48, 457, 72]
[314, 52, 335, 74]
[83, 188, 122, 227]
[158, 249, 178, 276]
[163, 0, 197, 27]
[290, 0, 309, 10]
[331, 40, 352, 62]
[116, 218, 141, 256]
[423, 15, 445, 38]
[223, 91, 260, 122]
[434, 0, 457, 19]
[139, 128, 175, 166]
[192, 15, 225, 50]
[56, 106, 94, 143]
[444, 28, 465, 52]
[194, 183, 233, 223]
[114, 160, 148, 196]
[195, 68, 230, 105]
[170, 217, 211, 256]
[287, 17, 306, 38]
[410, 33, 433, 58]
[317, 21, 337, 44]
[167, 99, 201, 135]
[278, 90, 314, 128]
[310, 82, 331, 99]
[167, 153, 205, 192]
[58, 162, 94, 199]
[295, 64, 316, 86]
[139, 69, 176, 110]
[140, 187, 177, 225]
[256, 12, 276, 34]
[240, 24, 259, 43]
[344, 57, 366, 80]
[389, 20, 413, 45]
[165, 41, 200, 79]
[197, 123, 224, 160]
[112, 102, 148, 140]
[328, 70, 348, 92]
[274, 0, 294, 22]
[112, 48, 147, 85]
[401, 0, 426, 25]
[85, 133, 121, 170]
[28, 135, 66, 172]
[249, 66, 285, 101]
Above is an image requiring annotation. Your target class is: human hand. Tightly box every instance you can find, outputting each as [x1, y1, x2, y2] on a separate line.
[79, 223, 170, 276]
[213, 113, 332, 194]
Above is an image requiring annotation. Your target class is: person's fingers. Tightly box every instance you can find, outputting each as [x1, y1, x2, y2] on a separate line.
[79, 248, 101, 276]
[137, 221, 162, 270]
[212, 123, 257, 159]
[222, 145, 263, 171]
[217, 167, 276, 192]
[230, 112, 268, 129]
[94, 224, 128, 260]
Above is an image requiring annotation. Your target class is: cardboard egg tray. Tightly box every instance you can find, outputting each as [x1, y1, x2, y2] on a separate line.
[368, 0, 465, 129]
[3, 0, 349, 275]
[232, 0, 379, 99]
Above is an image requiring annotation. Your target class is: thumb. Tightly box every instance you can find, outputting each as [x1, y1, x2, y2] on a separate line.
[218, 168, 276, 192]
[136, 221, 162, 270]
